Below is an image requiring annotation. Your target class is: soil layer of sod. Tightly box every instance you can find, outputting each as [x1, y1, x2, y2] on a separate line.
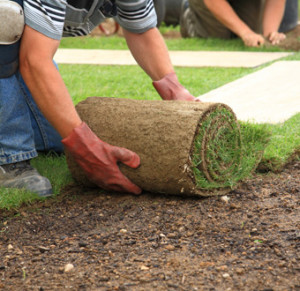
[66, 97, 243, 196]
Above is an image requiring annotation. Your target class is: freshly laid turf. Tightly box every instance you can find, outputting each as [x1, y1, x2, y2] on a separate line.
[30, 154, 73, 194]
[258, 113, 300, 172]
[0, 155, 72, 210]
[0, 187, 40, 211]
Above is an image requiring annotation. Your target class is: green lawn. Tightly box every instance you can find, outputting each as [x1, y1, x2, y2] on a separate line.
[59, 34, 293, 52]
[1, 31, 299, 210]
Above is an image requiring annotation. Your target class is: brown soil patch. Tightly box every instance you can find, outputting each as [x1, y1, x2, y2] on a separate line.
[0, 161, 299, 290]
[277, 24, 300, 51]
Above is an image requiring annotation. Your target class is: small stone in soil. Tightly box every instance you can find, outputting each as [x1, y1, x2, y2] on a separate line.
[64, 263, 74, 273]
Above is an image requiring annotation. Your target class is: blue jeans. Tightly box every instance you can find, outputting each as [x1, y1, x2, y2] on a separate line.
[0, 71, 63, 165]
[279, 0, 299, 32]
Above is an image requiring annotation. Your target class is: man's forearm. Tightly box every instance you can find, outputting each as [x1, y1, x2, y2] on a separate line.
[123, 28, 174, 81]
[263, 0, 286, 37]
[124, 28, 197, 101]
[20, 26, 82, 138]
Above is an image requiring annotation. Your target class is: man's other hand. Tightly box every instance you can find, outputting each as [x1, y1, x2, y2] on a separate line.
[153, 72, 200, 101]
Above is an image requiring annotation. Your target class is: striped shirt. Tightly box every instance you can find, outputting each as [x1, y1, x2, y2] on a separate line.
[24, 0, 157, 40]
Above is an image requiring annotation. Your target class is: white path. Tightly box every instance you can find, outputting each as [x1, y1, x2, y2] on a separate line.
[199, 61, 300, 124]
[55, 49, 299, 124]
[55, 49, 292, 68]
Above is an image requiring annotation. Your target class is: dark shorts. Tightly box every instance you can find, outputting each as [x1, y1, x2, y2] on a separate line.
[187, 0, 264, 39]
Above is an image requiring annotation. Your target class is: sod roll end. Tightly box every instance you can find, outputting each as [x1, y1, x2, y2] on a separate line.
[66, 97, 242, 196]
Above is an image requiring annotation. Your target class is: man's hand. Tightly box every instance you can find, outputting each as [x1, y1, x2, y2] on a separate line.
[267, 31, 286, 45]
[153, 72, 200, 101]
[241, 31, 265, 47]
[62, 122, 142, 194]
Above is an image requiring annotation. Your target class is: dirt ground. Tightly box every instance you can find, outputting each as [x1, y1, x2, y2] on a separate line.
[0, 23, 299, 291]
[0, 159, 299, 291]
[276, 24, 300, 51]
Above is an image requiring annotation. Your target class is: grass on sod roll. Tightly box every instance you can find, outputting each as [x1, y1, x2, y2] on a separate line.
[193, 107, 242, 189]
[192, 107, 271, 190]
[0, 33, 299, 209]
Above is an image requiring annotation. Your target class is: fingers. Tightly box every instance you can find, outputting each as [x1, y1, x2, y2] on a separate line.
[113, 146, 140, 169]
[110, 146, 142, 194]
[247, 36, 264, 47]
[242, 32, 265, 47]
[93, 173, 142, 195]
[174, 89, 200, 101]
[256, 36, 265, 47]
[107, 177, 142, 195]
[268, 32, 286, 45]
[90, 150, 142, 194]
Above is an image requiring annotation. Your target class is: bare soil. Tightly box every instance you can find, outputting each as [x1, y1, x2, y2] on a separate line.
[0, 23, 299, 291]
[0, 160, 299, 291]
[276, 24, 300, 51]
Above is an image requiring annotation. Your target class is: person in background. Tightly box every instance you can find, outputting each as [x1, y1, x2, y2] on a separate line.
[0, 0, 197, 197]
[180, 0, 298, 47]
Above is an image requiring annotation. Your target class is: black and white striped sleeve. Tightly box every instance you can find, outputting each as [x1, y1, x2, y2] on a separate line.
[24, 0, 67, 40]
[115, 0, 157, 33]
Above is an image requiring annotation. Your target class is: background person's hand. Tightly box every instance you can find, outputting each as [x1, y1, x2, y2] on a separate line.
[241, 31, 265, 47]
[62, 122, 142, 194]
[268, 31, 286, 45]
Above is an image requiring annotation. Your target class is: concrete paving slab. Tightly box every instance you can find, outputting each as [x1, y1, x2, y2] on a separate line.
[55, 49, 292, 68]
[199, 61, 300, 124]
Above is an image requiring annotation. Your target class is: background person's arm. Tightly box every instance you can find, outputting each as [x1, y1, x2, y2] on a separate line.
[263, 0, 286, 44]
[203, 0, 265, 46]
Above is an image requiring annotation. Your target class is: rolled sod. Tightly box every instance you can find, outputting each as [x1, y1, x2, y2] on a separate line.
[66, 97, 242, 196]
